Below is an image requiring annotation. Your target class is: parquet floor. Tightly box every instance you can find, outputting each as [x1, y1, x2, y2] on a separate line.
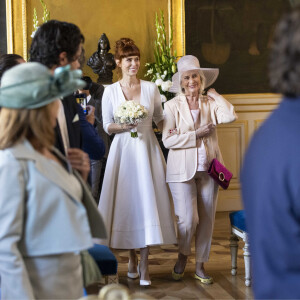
[89, 212, 253, 299]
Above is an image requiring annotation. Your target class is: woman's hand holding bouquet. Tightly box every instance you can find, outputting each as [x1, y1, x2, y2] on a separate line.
[114, 100, 148, 138]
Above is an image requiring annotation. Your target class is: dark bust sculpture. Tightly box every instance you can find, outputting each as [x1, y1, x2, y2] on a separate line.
[87, 33, 116, 84]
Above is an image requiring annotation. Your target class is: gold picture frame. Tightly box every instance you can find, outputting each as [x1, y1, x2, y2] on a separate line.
[169, 0, 186, 58]
[6, 0, 28, 60]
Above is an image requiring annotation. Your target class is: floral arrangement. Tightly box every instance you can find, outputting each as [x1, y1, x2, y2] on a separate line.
[31, 0, 50, 38]
[114, 101, 148, 138]
[145, 10, 177, 104]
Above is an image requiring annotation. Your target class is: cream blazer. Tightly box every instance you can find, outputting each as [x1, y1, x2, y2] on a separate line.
[162, 94, 237, 183]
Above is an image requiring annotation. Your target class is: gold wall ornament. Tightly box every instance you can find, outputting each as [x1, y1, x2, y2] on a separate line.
[6, 0, 28, 58]
[22, 0, 27, 60]
[169, 0, 185, 58]
[6, 0, 13, 53]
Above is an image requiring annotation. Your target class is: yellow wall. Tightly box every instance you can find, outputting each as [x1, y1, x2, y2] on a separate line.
[14, 0, 167, 82]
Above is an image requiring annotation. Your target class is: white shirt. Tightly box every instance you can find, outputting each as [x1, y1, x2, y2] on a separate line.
[57, 100, 70, 154]
[86, 94, 91, 104]
[190, 109, 208, 171]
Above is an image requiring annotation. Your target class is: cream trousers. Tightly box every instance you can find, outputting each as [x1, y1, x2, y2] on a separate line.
[169, 171, 219, 262]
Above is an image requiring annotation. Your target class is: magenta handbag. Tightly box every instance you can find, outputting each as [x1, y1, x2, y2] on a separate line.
[207, 158, 233, 190]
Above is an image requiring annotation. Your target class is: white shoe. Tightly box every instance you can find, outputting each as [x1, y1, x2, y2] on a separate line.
[127, 258, 139, 279]
[137, 264, 151, 286]
[127, 271, 139, 279]
[139, 279, 151, 286]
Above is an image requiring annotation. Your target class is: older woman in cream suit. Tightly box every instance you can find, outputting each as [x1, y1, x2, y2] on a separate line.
[0, 63, 106, 299]
[163, 55, 236, 284]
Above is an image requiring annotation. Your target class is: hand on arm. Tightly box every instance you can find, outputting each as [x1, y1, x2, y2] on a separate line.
[206, 88, 220, 101]
[195, 123, 215, 139]
[67, 148, 90, 182]
[207, 88, 237, 124]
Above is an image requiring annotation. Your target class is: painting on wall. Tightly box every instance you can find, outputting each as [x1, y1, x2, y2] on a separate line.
[185, 0, 295, 94]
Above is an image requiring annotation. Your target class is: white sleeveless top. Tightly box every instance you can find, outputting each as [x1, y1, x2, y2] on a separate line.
[190, 109, 208, 171]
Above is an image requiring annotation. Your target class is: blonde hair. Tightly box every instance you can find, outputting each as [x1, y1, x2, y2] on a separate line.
[0, 102, 56, 150]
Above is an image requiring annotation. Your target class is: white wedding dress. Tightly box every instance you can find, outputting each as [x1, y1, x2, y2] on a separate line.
[98, 80, 177, 249]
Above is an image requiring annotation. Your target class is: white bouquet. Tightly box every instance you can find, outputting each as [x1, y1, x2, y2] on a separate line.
[114, 100, 148, 138]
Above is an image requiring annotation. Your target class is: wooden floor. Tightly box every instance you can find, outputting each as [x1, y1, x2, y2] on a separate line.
[88, 212, 253, 299]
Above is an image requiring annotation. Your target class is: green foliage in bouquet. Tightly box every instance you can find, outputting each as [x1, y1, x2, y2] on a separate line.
[31, 0, 50, 38]
[145, 10, 177, 103]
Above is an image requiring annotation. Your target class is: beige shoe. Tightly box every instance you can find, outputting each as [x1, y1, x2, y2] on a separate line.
[194, 273, 213, 284]
[172, 268, 184, 280]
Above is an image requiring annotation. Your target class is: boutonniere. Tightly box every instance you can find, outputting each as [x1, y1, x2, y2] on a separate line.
[72, 114, 79, 123]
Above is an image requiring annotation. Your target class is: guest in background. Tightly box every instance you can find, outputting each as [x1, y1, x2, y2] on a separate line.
[163, 55, 236, 284]
[0, 54, 25, 83]
[0, 62, 106, 299]
[78, 76, 110, 201]
[241, 7, 300, 299]
[98, 38, 176, 286]
[30, 20, 104, 180]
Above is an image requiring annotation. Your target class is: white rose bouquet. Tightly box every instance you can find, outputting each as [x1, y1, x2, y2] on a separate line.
[114, 101, 148, 138]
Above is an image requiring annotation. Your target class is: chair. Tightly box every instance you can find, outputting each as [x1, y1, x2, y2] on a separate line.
[229, 210, 251, 287]
[88, 244, 118, 284]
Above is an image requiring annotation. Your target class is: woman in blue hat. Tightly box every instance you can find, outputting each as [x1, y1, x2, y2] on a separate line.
[0, 62, 106, 299]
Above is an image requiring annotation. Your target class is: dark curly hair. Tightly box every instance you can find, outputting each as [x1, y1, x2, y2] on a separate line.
[29, 20, 84, 69]
[269, 7, 300, 97]
[0, 54, 24, 82]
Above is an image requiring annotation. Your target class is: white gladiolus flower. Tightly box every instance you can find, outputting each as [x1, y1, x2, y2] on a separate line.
[155, 79, 163, 86]
[161, 74, 166, 80]
[31, 28, 39, 38]
[160, 94, 167, 103]
[161, 80, 171, 92]
[167, 80, 173, 87]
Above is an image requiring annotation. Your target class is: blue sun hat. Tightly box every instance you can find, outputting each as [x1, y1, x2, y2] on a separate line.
[0, 62, 85, 109]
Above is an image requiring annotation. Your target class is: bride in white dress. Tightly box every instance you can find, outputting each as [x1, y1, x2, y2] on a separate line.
[98, 38, 176, 286]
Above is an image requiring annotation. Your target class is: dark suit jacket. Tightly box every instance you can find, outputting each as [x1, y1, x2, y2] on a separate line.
[77, 104, 105, 160]
[55, 93, 105, 160]
[55, 95, 81, 155]
[88, 82, 111, 158]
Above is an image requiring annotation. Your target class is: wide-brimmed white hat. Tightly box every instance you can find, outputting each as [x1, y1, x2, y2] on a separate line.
[169, 55, 219, 93]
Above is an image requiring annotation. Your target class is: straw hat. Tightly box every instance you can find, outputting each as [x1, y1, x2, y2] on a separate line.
[0, 62, 85, 109]
[169, 55, 219, 93]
